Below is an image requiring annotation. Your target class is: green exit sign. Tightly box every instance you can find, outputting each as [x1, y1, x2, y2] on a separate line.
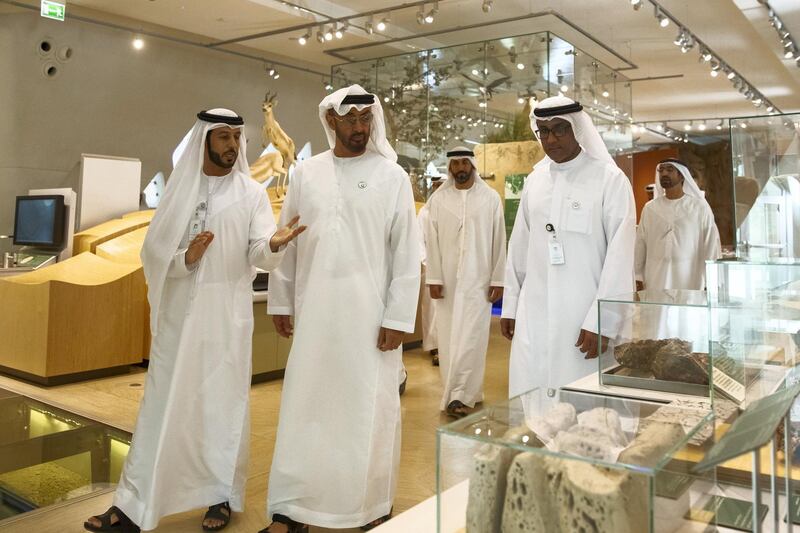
[41, 0, 66, 21]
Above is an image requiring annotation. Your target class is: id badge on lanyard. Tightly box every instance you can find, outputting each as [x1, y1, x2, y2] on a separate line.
[546, 223, 565, 265]
[188, 200, 208, 241]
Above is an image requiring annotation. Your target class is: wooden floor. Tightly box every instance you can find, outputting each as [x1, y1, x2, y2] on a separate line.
[0, 318, 510, 533]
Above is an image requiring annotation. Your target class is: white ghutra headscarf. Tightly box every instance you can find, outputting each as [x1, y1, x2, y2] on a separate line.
[318, 84, 397, 162]
[141, 108, 249, 335]
[654, 158, 706, 200]
[530, 95, 615, 166]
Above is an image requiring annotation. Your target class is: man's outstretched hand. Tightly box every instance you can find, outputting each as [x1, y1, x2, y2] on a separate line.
[270, 215, 307, 252]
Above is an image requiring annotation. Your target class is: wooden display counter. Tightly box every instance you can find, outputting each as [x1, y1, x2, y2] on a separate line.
[0, 253, 145, 385]
[95, 227, 150, 358]
[73, 210, 154, 255]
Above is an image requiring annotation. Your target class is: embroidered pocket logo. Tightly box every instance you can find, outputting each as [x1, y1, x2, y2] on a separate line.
[358, 181, 367, 189]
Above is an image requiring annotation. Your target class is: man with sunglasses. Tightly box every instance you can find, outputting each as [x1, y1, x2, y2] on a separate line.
[262, 85, 420, 532]
[501, 96, 636, 399]
[635, 159, 720, 291]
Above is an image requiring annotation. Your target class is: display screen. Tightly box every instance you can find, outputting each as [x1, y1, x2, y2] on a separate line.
[13, 196, 65, 248]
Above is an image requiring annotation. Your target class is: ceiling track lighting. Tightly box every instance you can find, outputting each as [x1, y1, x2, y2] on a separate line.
[482, 0, 493, 14]
[758, 1, 800, 68]
[631, 0, 642, 10]
[416, 5, 426, 25]
[653, 2, 781, 111]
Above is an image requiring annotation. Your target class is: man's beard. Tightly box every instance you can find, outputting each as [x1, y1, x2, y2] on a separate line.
[335, 127, 368, 153]
[208, 146, 237, 169]
[454, 170, 471, 184]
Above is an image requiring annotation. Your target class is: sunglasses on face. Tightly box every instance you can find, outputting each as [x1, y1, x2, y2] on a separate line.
[534, 122, 572, 140]
[333, 113, 374, 126]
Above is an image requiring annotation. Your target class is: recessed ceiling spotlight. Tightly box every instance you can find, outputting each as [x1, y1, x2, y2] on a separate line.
[132, 36, 145, 50]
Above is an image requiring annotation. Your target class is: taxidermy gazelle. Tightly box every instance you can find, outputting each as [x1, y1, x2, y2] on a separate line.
[255, 91, 296, 196]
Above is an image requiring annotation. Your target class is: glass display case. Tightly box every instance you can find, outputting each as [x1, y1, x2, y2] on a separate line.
[597, 290, 714, 398]
[331, 31, 633, 200]
[436, 387, 717, 533]
[707, 259, 800, 408]
[731, 112, 800, 261]
[0, 388, 130, 520]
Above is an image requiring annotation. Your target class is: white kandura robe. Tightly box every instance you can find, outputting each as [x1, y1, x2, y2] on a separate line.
[635, 195, 721, 290]
[267, 150, 420, 528]
[418, 203, 438, 352]
[502, 151, 636, 398]
[114, 171, 284, 531]
[426, 180, 506, 409]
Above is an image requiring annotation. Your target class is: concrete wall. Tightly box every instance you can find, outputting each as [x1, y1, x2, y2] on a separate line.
[0, 10, 328, 233]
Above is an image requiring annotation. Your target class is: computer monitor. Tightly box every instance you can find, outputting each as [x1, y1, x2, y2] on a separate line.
[13, 195, 66, 249]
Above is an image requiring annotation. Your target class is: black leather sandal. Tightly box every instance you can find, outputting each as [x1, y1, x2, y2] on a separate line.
[446, 400, 471, 418]
[258, 513, 308, 533]
[202, 501, 231, 531]
[84, 506, 140, 533]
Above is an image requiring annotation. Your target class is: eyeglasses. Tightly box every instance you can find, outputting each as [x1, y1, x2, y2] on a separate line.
[534, 123, 572, 140]
[333, 113, 374, 126]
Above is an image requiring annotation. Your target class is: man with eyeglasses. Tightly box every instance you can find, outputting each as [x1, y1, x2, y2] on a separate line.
[262, 85, 420, 532]
[501, 96, 636, 399]
[635, 159, 720, 292]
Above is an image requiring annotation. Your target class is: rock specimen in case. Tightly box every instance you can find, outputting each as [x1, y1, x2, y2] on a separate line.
[499, 418, 687, 533]
[614, 338, 710, 385]
[467, 443, 518, 533]
[614, 339, 669, 370]
[651, 347, 708, 385]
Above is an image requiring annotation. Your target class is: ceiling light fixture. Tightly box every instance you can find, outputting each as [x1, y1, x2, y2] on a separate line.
[324, 27, 333, 41]
[377, 16, 389, 32]
[631, 0, 642, 10]
[416, 5, 425, 24]
[482, 0, 493, 14]
[655, 6, 669, 28]
[425, 1, 438, 24]
[132, 36, 145, 50]
[365, 17, 374, 34]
